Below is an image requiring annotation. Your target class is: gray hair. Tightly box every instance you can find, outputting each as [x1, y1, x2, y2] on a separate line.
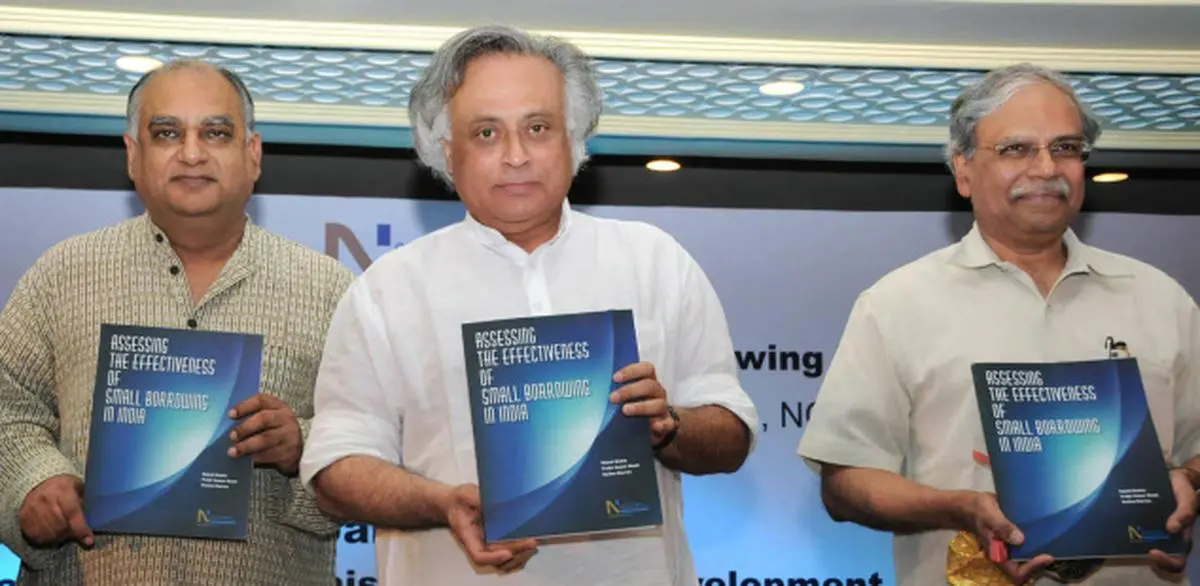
[125, 58, 256, 142]
[408, 24, 603, 186]
[945, 63, 1101, 173]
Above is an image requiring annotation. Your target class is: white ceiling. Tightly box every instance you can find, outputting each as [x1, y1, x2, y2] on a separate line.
[5, 0, 1200, 50]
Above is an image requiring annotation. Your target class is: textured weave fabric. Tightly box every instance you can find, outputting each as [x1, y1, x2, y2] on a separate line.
[0, 213, 354, 585]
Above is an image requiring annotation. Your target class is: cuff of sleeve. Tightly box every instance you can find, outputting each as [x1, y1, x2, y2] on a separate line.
[1, 449, 81, 570]
[7, 450, 81, 520]
[278, 418, 341, 537]
[796, 434, 904, 477]
[671, 374, 760, 452]
[299, 412, 401, 495]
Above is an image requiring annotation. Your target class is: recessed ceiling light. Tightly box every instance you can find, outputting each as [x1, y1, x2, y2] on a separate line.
[646, 159, 681, 173]
[1092, 172, 1129, 184]
[115, 55, 163, 74]
[759, 81, 805, 97]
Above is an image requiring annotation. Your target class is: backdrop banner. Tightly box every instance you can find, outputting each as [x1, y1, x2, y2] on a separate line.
[2, 187, 1198, 586]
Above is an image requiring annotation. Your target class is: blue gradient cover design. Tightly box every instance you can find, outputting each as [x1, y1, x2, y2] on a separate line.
[972, 358, 1183, 560]
[82, 324, 262, 540]
[462, 310, 663, 542]
[0, 545, 16, 584]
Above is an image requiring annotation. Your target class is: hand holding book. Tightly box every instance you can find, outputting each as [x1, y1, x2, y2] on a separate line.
[1146, 467, 1198, 574]
[440, 484, 539, 573]
[18, 475, 94, 549]
[955, 490, 1055, 584]
[610, 361, 679, 449]
[227, 393, 303, 477]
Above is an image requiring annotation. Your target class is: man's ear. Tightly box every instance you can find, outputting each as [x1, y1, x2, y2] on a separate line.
[952, 153, 972, 201]
[247, 132, 263, 182]
[123, 134, 139, 183]
[441, 138, 453, 173]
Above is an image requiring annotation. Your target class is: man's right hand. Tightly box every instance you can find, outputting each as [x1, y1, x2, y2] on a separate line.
[961, 491, 1054, 584]
[18, 475, 93, 548]
[442, 484, 538, 573]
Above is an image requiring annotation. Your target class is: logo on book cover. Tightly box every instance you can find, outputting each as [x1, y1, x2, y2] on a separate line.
[196, 509, 238, 527]
[1128, 525, 1171, 544]
[605, 499, 651, 518]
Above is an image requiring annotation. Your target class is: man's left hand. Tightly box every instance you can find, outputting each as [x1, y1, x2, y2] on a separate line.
[611, 361, 677, 446]
[228, 393, 303, 477]
[1149, 467, 1198, 574]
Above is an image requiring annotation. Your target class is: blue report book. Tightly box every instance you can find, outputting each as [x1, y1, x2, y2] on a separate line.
[461, 309, 663, 542]
[83, 324, 262, 540]
[971, 358, 1185, 561]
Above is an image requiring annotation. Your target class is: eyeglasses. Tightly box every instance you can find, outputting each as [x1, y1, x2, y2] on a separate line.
[976, 138, 1092, 164]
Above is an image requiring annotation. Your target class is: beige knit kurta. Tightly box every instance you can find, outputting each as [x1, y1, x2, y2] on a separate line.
[0, 213, 354, 585]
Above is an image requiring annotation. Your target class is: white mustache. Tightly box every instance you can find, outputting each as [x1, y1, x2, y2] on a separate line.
[1010, 178, 1071, 200]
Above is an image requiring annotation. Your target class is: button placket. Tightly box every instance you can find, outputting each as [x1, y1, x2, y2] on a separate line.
[524, 257, 549, 315]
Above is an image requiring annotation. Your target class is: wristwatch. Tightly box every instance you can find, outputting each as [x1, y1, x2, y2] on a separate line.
[652, 406, 680, 452]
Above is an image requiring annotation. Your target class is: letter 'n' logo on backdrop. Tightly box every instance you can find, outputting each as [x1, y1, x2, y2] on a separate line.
[325, 223, 373, 272]
[325, 223, 405, 273]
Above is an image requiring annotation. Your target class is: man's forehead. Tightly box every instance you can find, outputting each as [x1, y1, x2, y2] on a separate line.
[451, 57, 563, 112]
[459, 54, 561, 88]
[977, 85, 1082, 138]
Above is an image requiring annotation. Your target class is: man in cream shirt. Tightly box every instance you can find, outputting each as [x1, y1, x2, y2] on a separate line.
[299, 25, 758, 585]
[799, 63, 1200, 586]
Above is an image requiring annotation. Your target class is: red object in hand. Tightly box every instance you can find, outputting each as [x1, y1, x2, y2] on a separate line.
[989, 538, 1009, 563]
[971, 449, 1005, 563]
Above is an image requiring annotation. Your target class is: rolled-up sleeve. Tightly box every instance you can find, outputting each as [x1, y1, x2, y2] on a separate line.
[797, 291, 911, 475]
[1171, 292, 1200, 467]
[668, 245, 761, 451]
[300, 279, 405, 492]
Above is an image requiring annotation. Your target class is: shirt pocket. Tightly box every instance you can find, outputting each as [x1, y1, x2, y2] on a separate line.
[632, 314, 668, 381]
[1135, 357, 1177, 460]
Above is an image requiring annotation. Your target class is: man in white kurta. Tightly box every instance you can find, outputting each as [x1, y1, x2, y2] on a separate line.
[299, 24, 758, 586]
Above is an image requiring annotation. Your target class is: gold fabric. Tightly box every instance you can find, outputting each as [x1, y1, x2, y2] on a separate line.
[947, 531, 1029, 586]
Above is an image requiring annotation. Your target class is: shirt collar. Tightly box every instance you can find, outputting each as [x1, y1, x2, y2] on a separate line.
[949, 221, 1129, 277]
[463, 198, 573, 257]
[140, 212, 263, 274]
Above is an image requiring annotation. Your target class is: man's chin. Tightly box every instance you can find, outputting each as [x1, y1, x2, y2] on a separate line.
[164, 202, 224, 218]
[1019, 214, 1075, 235]
[493, 182, 543, 198]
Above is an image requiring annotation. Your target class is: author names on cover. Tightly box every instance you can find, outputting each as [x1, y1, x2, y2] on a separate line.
[600, 458, 641, 478]
[1118, 488, 1160, 505]
[200, 472, 239, 490]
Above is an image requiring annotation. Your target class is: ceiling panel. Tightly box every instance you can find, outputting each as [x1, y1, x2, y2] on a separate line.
[3, 0, 1199, 50]
[1, 1, 1198, 157]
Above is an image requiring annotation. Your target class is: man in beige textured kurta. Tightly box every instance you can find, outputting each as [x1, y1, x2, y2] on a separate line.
[0, 59, 352, 585]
